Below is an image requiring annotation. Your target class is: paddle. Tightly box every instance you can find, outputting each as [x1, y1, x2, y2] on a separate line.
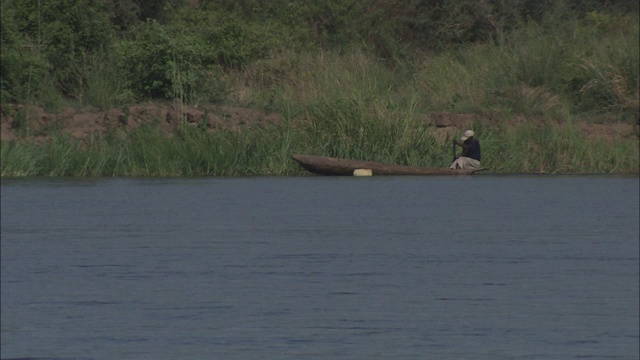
[452, 140, 457, 162]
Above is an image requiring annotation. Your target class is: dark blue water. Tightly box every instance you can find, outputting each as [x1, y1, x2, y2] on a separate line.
[1, 176, 638, 359]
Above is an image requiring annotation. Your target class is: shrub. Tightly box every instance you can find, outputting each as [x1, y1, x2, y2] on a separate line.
[117, 20, 210, 102]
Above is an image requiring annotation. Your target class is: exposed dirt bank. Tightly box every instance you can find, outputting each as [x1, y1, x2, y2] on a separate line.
[1, 103, 638, 145]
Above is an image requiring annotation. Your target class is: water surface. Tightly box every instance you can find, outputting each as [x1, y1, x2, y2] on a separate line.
[2, 176, 638, 359]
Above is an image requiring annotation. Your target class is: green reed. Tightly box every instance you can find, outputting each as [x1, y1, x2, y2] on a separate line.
[479, 121, 639, 174]
[0, 123, 306, 177]
[297, 93, 447, 166]
[5, 91, 636, 177]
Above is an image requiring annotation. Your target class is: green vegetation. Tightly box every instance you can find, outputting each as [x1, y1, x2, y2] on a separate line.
[1, 0, 638, 176]
[2, 98, 637, 176]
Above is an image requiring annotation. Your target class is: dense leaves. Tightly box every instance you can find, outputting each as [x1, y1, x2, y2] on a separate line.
[1, 0, 638, 112]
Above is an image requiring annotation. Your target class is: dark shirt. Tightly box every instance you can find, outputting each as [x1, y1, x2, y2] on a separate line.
[461, 138, 481, 161]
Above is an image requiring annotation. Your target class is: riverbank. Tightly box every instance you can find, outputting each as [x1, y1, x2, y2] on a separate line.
[1, 103, 638, 176]
[3, 2, 637, 177]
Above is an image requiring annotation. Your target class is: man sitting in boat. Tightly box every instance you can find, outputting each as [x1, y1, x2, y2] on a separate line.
[450, 129, 481, 169]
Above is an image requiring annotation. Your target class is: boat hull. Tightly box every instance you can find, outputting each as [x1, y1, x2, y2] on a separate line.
[291, 154, 485, 176]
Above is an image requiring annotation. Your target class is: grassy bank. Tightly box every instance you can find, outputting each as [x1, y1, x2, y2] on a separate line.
[2, 97, 637, 177]
[1, 2, 638, 176]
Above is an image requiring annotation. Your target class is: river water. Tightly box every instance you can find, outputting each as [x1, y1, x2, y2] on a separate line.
[1, 176, 638, 359]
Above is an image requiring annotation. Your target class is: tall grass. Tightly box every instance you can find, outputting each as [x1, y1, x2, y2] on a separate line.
[80, 49, 129, 109]
[297, 93, 445, 166]
[479, 121, 639, 174]
[404, 13, 639, 121]
[1, 123, 306, 177]
[2, 101, 637, 177]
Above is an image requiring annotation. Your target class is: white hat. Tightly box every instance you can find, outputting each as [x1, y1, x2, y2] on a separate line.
[460, 129, 474, 141]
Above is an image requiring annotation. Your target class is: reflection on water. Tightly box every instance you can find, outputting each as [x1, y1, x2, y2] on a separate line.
[1, 176, 639, 359]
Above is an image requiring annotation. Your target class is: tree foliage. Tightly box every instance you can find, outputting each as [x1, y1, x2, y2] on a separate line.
[1, 0, 637, 109]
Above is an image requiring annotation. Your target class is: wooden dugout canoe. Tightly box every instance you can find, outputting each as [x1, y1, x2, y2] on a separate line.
[291, 154, 486, 176]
